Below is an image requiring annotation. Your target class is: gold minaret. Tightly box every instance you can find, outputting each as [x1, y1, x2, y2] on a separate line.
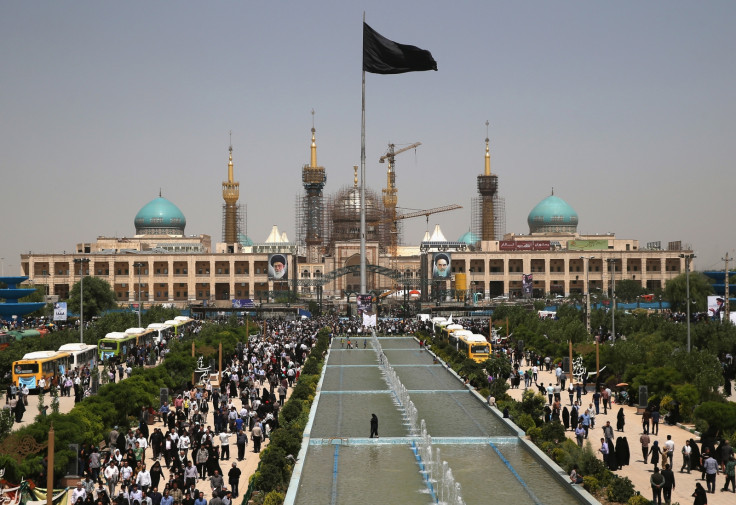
[222, 137, 240, 244]
[302, 111, 326, 263]
[477, 121, 498, 241]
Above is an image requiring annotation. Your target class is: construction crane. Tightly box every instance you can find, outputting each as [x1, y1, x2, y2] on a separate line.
[379, 142, 422, 164]
[380, 142, 422, 256]
[394, 204, 462, 224]
[381, 204, 462, 257]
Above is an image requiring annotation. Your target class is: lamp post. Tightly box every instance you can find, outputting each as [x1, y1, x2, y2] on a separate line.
[74, 258, 90, 343]
[134, 262, 144, 328]
[580, 256, 595, 334]
[606, 258, 616, 340]
[680, 253, 696, 352]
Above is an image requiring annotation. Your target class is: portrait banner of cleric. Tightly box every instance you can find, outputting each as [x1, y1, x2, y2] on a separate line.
[432, 253, 451, 278]
[268, 254, 288, 280]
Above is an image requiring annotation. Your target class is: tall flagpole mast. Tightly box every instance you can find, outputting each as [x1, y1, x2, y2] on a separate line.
[360, 12, 367, 293]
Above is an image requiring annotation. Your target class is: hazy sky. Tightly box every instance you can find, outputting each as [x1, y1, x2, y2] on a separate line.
[2, 1, 734, 275]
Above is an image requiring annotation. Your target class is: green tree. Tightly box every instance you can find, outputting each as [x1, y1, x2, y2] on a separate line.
[68, 276, 117, 319]
[664, 272, 713, 312]
[615, 279, 645, 303]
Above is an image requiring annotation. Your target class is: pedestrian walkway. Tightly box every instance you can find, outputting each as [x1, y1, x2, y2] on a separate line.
[507, 368, 733, 505]
[4, 368, 292, 503]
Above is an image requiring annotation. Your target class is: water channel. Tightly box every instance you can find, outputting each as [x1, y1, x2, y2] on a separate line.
[286, 335, 595, 505]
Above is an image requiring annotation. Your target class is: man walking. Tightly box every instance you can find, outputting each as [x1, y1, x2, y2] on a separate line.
[228, 463, 241, 498]
[681, 440, 692, 473]
[703, 452, 719, 493]
[661, 464, 675, 505]
[641, 432, 651, 464]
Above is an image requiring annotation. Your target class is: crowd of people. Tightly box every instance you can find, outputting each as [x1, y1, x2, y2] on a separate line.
[65, 316, 328, 505]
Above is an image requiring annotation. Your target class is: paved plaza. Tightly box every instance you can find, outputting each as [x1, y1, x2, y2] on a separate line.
[507, 368, 734, 505]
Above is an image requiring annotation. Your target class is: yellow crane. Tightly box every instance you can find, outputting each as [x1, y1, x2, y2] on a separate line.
[380, 142, 422, 255]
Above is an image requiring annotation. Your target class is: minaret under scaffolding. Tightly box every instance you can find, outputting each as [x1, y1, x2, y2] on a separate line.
[222, 140, 240, 244]
[301, 118, 327, 263]
[477, 121, 498, 241]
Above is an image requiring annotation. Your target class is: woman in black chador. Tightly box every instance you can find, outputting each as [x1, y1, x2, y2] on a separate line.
[615, 436, 630, 468]
[616, 407, 625, 431]
[370, 414, 379, 438]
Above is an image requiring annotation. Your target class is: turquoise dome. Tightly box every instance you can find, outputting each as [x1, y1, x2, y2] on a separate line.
[134, 197, 186, 235]
[238, 233, 253, 246]
[457, 231, 479, 245]
[527, 194, 578, 233]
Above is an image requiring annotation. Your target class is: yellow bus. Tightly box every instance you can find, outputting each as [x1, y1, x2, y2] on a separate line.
[449, 333, 491, 363]
[124, 327, 156, 348]
[440, 324, 465, 342]
[165, 316, 193, 336]
[12, 350, 72, 391]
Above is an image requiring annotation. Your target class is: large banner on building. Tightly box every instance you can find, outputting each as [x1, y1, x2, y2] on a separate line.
[522, 274, 533, 297]
[568, 239, 608, 251]
[53, 302, 67, 321]
[268, 254, 288, 280]
[499, 240, 550, 251]
[232, 299, 256, 309]
[708, 295, 725, 320]
[432, 253, 451, 278]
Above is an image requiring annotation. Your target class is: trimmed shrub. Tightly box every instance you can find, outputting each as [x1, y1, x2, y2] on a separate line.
[582, 476, 600, 493]
[516, 413, 536, 433]
[607, 475, 635, 503]
[539, 421, 566, 444]
[263, 490, 285, 505]
[627, 494, 651, 505]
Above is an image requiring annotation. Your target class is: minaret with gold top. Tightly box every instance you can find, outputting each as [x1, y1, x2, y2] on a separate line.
[302, 111, 327, 263]
[222, 138, 240, 244]
[477, 121, 498, 241]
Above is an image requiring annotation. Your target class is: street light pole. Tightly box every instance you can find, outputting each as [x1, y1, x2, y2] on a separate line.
[580, 256, 595, 334]
[74, 258, 90, 343]
[680, 253, 696, 352]
[134, 262, 144, 328]
[607, 258, 616, 340]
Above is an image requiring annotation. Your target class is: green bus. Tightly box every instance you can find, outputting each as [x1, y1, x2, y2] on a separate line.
[98, 331, 138, 361]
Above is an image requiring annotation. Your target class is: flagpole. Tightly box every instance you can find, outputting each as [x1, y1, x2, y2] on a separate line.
[360, 13, 367, 294]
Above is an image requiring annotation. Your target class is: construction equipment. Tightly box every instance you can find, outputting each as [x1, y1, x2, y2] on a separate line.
[380, 142, 422, 256]
[381, 204, 462, 257]
[379, 142, 422, 164]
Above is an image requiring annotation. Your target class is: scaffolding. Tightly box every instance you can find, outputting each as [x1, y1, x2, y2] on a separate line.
[221, 204, 246, 243]
[471, 194, 506, 243]
[325, 185, 389, 254]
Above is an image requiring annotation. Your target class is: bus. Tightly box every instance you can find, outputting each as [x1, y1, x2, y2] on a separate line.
[165, 316, 193, 336]
[98, 332, 137, 361]
[146, 323, 172, 344]
[440, 324, 464, 341]
[12, 350, 72, 391]
[449, 333, 491, 363]
[124, 327, 155, 348]
[58, 343, 98, 370]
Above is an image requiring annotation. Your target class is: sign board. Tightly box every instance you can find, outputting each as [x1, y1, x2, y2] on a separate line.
[499, 240, 550, 251]
[160, 388, 169, 406]
[53, 302, 67, 321]
[568, 239, 609, 251]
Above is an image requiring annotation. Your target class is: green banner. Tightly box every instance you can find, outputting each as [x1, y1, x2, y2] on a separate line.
[568, 239, 608, 251]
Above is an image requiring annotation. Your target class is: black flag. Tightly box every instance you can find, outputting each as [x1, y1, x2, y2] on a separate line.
[363, 22, 437, 74]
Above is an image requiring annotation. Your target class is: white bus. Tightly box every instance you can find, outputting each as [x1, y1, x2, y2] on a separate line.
[146, 323, 172, 344]
[58, 343, 98, 370]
